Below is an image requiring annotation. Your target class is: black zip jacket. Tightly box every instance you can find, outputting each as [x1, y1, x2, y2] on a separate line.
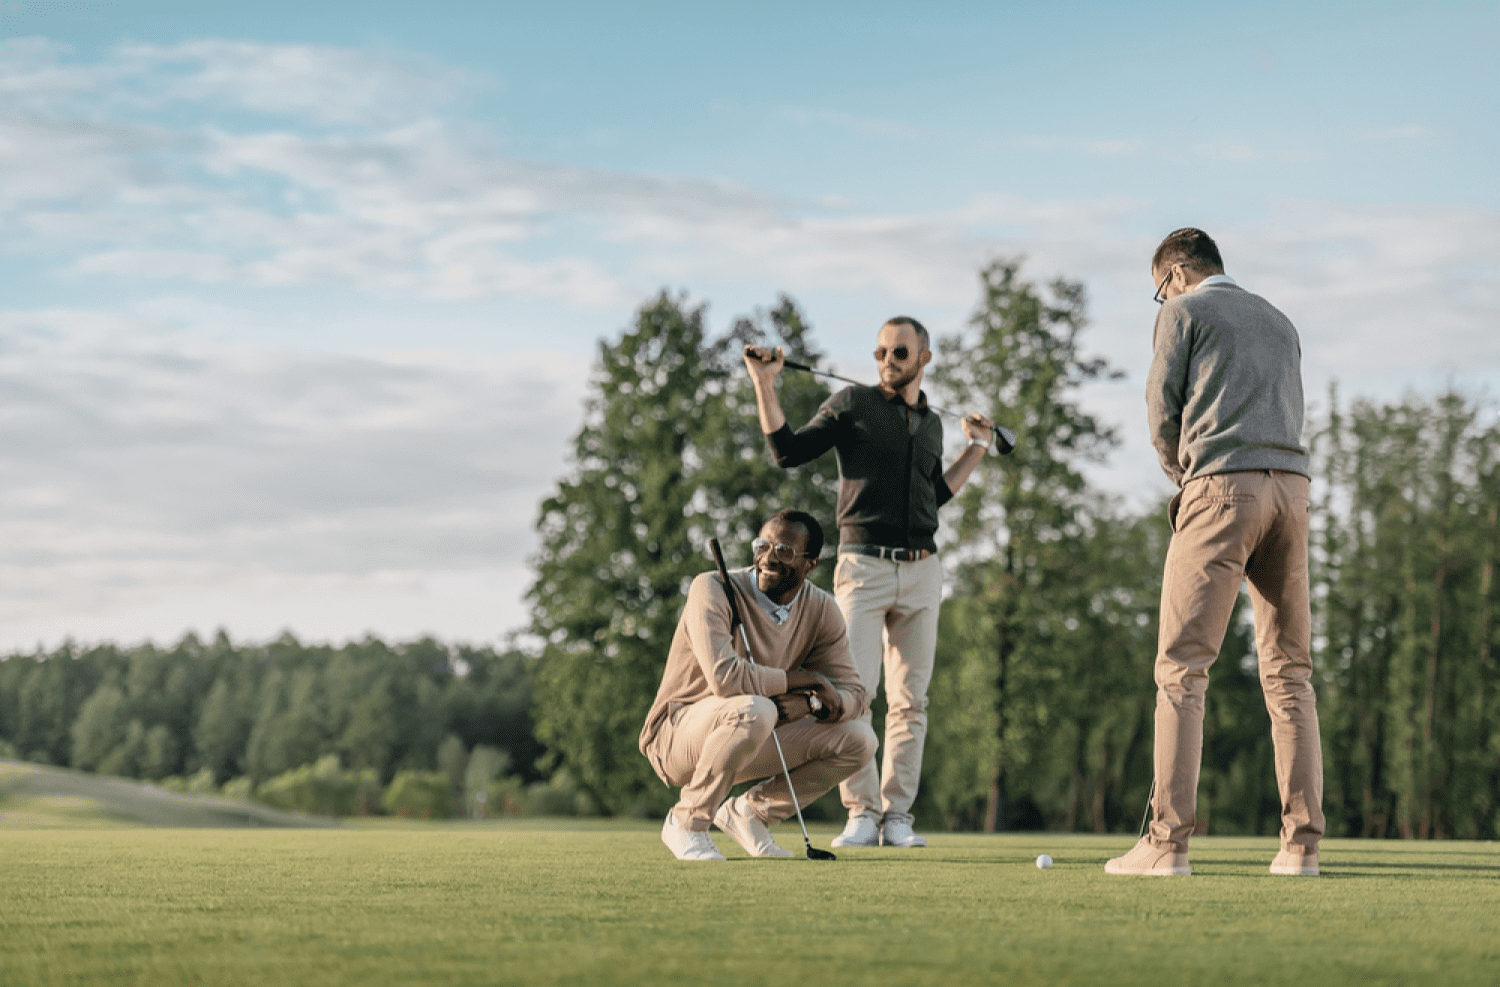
[766, 384, 952, 552]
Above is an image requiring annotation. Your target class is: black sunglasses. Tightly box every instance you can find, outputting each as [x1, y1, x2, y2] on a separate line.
[1153, 269, 1173, 305]
[873, 345, 912, 362]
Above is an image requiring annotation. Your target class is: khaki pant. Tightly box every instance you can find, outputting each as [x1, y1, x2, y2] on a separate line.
[651, 695, 877, 831]
[833, 551, 943, 825]
[1152, 470, 1324, 853]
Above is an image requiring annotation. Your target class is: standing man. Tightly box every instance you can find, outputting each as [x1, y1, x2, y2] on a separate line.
[1107, 228, 1324, 877]
[640, 509, 876, 861]
[744, 318, 993, 848]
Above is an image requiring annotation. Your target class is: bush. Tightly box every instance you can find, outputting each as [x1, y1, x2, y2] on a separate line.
[257, 755, 383, 817]
[382, 770, 453, 819]
[160, 767, 219, 795]
[221, 776, 255, 801]
[464, 776, 526, 818]
[524, 770, 595, 817]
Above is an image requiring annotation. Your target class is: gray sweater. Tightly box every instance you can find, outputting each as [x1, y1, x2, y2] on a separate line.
[1146, 279, 1310, 487]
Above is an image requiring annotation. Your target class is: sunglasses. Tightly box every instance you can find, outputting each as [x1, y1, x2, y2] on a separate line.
[1153, 268, 1173, 305]
[752, 538, 816, 564]
[873, 345, 913, 362]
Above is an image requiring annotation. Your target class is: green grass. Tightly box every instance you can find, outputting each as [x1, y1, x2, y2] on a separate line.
[3, 821, 1497, 987]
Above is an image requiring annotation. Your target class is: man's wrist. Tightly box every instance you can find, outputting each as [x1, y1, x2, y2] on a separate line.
[967, 437, 989, 452]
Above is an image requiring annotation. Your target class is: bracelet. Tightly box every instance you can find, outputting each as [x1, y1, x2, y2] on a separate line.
[968, 437, 989, 450]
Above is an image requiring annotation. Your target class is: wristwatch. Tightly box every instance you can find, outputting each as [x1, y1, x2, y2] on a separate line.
[806, 692, 823, 716]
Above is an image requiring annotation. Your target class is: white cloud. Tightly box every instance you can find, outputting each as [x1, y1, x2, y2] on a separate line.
[0, 310, 585, 648]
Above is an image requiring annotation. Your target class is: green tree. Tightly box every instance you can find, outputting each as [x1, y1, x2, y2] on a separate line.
[529, 293, 724, 815]
[71, 681, 129, 773]
[928, 258, 1135, 831]
[195, 675, 252, 782]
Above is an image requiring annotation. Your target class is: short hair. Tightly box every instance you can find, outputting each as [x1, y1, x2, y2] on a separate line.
[1152, 228, 1224, 276]
[764, 508, 824, 559]
[883, 316, 930, 352]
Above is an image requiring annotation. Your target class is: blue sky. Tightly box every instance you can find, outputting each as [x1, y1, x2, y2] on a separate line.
[1, 2, 1496, 650]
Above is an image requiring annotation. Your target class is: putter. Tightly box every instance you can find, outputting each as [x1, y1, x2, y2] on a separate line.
[755, 348, 1018, 455]
[708, 538, 837, 861]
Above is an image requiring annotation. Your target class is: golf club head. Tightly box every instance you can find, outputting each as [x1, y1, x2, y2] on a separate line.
[805, 845, 837, 860]
[992, 424, 1017, 455]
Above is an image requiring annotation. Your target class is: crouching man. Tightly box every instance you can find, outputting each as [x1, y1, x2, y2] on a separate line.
[639, 509, 876, 860]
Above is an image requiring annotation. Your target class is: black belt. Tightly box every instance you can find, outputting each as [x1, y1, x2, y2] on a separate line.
[839, 544, 933, 562]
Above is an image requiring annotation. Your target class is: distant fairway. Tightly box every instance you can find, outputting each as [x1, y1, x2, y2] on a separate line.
[3, 820, 1497, 987]
[0, 759, 333, 829]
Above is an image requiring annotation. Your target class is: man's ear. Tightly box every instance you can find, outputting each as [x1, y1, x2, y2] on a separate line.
[919, 347, 933, 368]
[806, 557, 820, 574]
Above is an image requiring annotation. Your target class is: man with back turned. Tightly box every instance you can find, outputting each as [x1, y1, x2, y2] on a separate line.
[745, 318, 993, 848]
[1106, 228, 1324, 876]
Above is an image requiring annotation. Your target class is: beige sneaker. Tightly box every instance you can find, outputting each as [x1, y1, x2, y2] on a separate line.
[661, 812, 725, 861]
[1104, 838, 1191, 875]
[1269, 849, 1319, 876]
[713, 796, 793, 858]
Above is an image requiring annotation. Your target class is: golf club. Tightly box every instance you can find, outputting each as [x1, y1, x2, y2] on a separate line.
[749, 347, 1018, 455]
[708, 537, 837, 861]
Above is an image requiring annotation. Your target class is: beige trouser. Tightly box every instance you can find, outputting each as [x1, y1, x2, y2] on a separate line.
[1151, 470, 1325, 854]
[833, 551, 943, 824]
[652, 695, 878, 831]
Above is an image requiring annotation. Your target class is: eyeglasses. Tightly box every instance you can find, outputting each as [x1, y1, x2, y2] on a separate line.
[752, 538, 816, 564]
[1153, 269, 1172, 305]
[873, 345, 912, 362]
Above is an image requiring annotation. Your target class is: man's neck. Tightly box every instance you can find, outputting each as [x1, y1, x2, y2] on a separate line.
[879, 372, 924, 406]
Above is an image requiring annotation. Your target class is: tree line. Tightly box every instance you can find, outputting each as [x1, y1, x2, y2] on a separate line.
[2, 259, 1496, 835]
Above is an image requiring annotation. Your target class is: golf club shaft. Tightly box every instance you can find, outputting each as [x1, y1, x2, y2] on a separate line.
[708, 538, 820, 855]
[735, 620, 819, 850]
[776, 356, 1017, 455]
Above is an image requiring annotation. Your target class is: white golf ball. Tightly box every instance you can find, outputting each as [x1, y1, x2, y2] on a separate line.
[1035, 853, 1053, 869]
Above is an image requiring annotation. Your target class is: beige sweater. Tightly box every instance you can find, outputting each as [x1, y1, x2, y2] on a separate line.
[638, 567, 867, 777]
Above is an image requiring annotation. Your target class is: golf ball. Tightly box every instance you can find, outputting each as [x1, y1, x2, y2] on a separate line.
[1035, 854, 1053, 869]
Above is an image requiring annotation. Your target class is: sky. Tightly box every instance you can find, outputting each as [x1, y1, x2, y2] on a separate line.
[1, 1, 1496, 652]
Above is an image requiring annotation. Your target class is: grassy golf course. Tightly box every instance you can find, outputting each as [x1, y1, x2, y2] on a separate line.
[3, 763, 1498, 986]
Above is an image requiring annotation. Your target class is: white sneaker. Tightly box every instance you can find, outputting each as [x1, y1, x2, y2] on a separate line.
[713, 796, 793, 858]
[830, 814, 881, 847]
[881, 818, 928, 847]
[661, 813, 725, 861]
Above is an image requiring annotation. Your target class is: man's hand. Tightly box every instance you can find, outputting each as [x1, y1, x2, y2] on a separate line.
[785, 669, 845, 721]
[743, 345, 785, 388]
[770, 691, 814, 724]
[960, 411, 994, 443]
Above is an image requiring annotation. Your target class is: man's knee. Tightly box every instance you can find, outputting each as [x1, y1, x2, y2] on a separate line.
[825, 719, 879, 764]
[716, 694, 779, 737]
[1259, 652, 1314, 700]
[886, 693, 929, 718]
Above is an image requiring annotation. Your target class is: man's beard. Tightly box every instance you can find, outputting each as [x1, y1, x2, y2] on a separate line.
[757, 562, 798, 599]
[880, 364, 920, 392]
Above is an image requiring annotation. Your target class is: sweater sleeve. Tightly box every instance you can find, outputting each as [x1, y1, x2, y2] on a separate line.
[797, 598, 869, 722]
[765, 388, 849, 468]
[683, 573, 789, 698]
[1146, 306, 1190, 487]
